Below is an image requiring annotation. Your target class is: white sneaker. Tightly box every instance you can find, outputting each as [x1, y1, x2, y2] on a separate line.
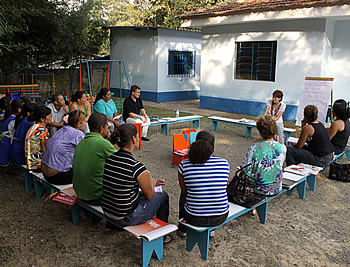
[209, 230, 215, 238]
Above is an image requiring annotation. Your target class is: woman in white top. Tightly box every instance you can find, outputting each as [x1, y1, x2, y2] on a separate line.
[263, 90, 286, 144]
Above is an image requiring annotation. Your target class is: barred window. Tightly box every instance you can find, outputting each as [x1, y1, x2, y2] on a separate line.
[168, 50, 195, 77]
[235, 41, 277, 82]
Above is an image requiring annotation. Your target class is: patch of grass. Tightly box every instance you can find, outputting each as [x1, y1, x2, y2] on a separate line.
[146, 107, 192, 118]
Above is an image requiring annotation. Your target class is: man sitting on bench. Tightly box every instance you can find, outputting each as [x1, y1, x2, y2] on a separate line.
[73, 113, 117, 205]
[123, 85, 150, 141]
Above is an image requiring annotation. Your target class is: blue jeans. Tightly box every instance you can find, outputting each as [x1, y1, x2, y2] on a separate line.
[123, 191, 169, 226]
[286, 146, 333, 167]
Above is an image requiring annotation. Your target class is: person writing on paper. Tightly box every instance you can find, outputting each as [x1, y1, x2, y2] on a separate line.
[94, 88, 124, 131]
[123, 85, 150, 141]
[286, 105, 334, 167]
[101, 124, 170, 241]
[263, 90, 286, 143]
[177, 131, 230, 237]
[328, 99, 350, 155]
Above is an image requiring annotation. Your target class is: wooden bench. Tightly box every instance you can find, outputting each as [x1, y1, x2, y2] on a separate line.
[150, 115, 203, 135]
[71, 201, 177, 267]
[209, 116, 296, 140]
[26, 170, 177, 267]
[179, 172, 310, 260]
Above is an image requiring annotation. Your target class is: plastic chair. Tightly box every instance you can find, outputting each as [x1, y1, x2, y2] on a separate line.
[189, 131, 198, 144]
[132, 123, 142, 150]
[182, 129, 197, 135]
[172, 134, 190, 165]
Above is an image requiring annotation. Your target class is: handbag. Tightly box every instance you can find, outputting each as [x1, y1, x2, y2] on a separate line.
[328, 162, 350, 182]
[227, 164, 264, 208]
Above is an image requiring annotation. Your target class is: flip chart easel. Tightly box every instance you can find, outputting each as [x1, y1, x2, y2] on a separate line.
[295, 77, 334, 135]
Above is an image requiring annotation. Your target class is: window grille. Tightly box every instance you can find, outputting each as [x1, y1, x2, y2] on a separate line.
[168, 50, 195, 77]
[235, 41, 277, 82]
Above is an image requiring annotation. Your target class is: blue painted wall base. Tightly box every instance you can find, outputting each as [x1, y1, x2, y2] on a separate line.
[200, 96, 298, 121]
[110, 88, 200, 103]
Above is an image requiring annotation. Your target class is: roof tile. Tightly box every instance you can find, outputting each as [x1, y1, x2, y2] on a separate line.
[180, 0, 350, 19]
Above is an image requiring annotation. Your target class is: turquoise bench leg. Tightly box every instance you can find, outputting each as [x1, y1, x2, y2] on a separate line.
[193, 119, 200, 130]
[24, 170, 33, 192]
[72, 203, 82, 224]
[245, 127, 253, 138]
[346, 151, 350, 161]
[296, 180, 306, 200]
[186, 228, 210, 260]
[33, 178, 44, 199]
[307, 174, 316, 191]
[161, 124, 169, 135]
[142, 237, 163, 267]
[287, 187, 295, 196]
[256, 202, 268, 224]
[160, 124, 167, 135]
[211, 120, 218, 131]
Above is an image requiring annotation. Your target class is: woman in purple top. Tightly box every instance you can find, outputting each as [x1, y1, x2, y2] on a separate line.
[41, 110, 86, 185]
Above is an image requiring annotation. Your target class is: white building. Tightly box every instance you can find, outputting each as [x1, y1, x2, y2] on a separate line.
[181, 0, 350, 120]
[107, 26, 201, 102]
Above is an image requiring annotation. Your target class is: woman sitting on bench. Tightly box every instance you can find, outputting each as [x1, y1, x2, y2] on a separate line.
[41, 110, 86, 185]
[286, 105, 334, 167]
[101, 124, 171, 243]
[177, 131, 230, 237]
[25, 105, 52, 171]
[242, 116, 286, 215]
[328, 99, 350, 155]
[242, 116, 286, 195]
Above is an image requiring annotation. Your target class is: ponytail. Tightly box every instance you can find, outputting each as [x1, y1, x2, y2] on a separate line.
[94, 88, 110, 105]
[110, 123, 137, 148]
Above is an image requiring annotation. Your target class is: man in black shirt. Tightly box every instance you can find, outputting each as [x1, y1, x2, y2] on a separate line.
[123, 85, 150, 141]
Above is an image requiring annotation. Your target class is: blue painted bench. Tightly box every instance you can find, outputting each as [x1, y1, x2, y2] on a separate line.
[72, 200, 177, 267]
[150, 115, 203, 135]
[209, 116, 296, 140]
[29, 171, 72, 199]
[26, 171, 177, 267]
[179, 173, 310, 260]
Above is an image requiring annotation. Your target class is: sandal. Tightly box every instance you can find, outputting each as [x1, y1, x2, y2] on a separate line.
[163, 234, 173, 244]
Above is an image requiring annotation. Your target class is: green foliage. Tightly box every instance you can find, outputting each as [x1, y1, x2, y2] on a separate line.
[0, 0, 227, 73]
[104, 0, 227, 28]
[0, 0, 108, 73]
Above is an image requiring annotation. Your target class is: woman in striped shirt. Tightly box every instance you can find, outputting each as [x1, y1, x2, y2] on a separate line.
[178, 131, 230, 237]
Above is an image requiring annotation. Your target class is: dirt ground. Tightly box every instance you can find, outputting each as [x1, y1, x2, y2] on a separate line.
[1, 100, 350, 266]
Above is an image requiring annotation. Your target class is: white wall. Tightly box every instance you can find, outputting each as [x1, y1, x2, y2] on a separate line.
[328, 20, 350, 101]
[201, 19, 327, 106]
[110, 28, 158, 93]
[157, 29, 201, 93]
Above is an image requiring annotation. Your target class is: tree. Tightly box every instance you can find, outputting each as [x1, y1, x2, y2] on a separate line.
[0, 0, 108, 73]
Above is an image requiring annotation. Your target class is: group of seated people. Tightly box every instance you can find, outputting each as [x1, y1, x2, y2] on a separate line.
[1, 91, 349, 241]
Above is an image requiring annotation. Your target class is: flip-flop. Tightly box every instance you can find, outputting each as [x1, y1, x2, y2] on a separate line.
[163, 234, 173, 244]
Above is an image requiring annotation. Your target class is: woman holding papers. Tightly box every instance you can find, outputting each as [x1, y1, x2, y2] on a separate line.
[94, 88, 124, 131]
[263, 90, 286, 144]
[177, 131, 230, 237]
[286, 105, 334, 167]
[328, 99, 350, 155]
[101, 124, 171, 243]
